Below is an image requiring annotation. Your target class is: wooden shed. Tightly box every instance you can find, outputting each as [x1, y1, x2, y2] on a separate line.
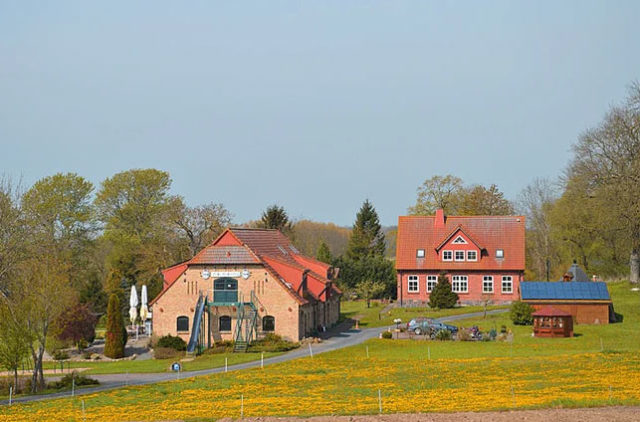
[532, 306, 573, 338]
[520, 281, 613, 324]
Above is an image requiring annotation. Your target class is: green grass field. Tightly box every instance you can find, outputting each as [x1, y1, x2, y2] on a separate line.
[340, 299, 508, 327]
[40, 350, 282, 375]
[2, 282, 638, 421]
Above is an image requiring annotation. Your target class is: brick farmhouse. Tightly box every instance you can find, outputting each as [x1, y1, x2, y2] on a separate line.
[395, 209, 525, 305]
[150, 228, 341, 343]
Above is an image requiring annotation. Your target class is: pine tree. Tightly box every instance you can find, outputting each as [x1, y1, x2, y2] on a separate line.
[104, 294, 125, 358]
[258, 205, 293, 232]
[428, 272, 459, 309]
[316, 241, 333, 264]
[346, 200, 386, 261]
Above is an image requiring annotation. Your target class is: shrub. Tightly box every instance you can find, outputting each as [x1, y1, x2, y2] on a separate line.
[435, 329, 452, 341]
[156, 335, 187, 351]
[48, 371, 99, 390]
[153, 347, 183, 360]
[54, 302, 98, 351]
[247, 333, 299, 352]
[52, 349, 69, 361]
[104, 294, 125, 359]
[510, 301, 534, 325]
[205, 341, 235, 354]
[381, 331, 393, 339]
[429, 273, 459, 309]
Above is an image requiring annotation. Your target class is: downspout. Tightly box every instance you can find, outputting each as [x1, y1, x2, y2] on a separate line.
[398, 271, 403, 306]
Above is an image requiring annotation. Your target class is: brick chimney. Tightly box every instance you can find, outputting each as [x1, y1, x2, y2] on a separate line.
[434, 209, 445, 229]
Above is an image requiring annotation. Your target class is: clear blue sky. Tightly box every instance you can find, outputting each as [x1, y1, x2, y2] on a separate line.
[1, 1, 639, 226]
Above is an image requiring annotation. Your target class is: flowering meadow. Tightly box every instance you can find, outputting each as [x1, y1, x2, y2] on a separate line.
[2, 282, 639, 421]
[2, 346, 639, 421]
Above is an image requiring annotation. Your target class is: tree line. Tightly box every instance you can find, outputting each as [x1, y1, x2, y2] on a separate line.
[1, 82, 637, 392]
[409, 83, 640, 284]
[0, 169, 232, 392]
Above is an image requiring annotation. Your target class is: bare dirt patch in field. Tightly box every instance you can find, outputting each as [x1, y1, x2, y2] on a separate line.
[225, 406, 640, 422]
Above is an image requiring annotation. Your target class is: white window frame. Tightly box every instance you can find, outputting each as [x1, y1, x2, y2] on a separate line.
[501, 276, 513, 293]
[454, 250, 465, 261]
[496, 249, 504, 258]
[442, 250, 453, 261]
[452, 275, 468, 293]
[452, 235, 467, 244]
[426, 275, 438, 292]
[467, 250, 478, 261]
[482, 276, 494, 293]
[416, 249, 425, 258]
[408, 275, 419, 293]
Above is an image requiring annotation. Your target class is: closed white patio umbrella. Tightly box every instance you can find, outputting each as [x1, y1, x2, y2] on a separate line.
[140, 285, 149, 321]
[129, 285, 139, 340]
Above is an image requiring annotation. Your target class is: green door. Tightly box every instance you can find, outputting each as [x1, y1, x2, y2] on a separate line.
[213, 278, 238, 303]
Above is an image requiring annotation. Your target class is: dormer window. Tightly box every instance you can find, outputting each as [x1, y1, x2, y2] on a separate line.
[443, 250, 453, 261]
[416, 249, 425, 258]
[452, 236, 467, 244]
[467, 250, 477, 261]
[455, 251, 465, 261]
[496, 249, 504, 258]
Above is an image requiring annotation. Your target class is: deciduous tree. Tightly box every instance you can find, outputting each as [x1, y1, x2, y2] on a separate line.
[570, 82, 640, 283]
[173, 202, 233, 258]
[409, 175, 463, 215]
[355, 280, 386, 308]
[95, 169, 179, 299]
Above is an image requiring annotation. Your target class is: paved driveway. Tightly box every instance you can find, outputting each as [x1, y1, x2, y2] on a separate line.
[1, 309, 506, 406]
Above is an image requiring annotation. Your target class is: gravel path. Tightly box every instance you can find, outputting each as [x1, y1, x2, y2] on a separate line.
[229, 406, 640, 422]
[0, 309, 507, 406]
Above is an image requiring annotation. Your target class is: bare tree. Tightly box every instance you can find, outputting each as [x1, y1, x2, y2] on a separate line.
[0, 177, 25, 296]
[174, 202, 233, 258]
[517, 178, 560, 279]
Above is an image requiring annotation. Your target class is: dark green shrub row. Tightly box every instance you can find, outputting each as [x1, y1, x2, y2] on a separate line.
[156, 335, 187, 351]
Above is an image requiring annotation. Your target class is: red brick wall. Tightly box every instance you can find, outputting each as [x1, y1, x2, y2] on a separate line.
[152, 264, 302, 342]
[152, 263, 342, 343]
[397, 270, 522, 305]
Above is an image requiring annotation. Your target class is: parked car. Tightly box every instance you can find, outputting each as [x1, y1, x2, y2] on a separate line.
[408, 319, 458, 336]
[407, 317, 432, 330]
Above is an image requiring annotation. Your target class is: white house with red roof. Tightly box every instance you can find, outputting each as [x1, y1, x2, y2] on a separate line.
[396, 209, 525, 305]
[150, 228, 341, 346]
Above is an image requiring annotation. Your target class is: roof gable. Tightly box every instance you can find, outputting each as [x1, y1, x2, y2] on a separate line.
[396, 213, 525, 271]
[435, 226, 484, 251]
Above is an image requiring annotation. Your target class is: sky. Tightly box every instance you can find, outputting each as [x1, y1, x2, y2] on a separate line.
[1, 1, 639, 226]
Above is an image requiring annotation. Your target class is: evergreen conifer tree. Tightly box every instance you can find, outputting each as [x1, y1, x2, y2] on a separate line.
[258, 205, 293, 233]
[346, 200, 386, 261]
[316, 241, 333, 264]
[104, 294, 125, 358]
[428, 272, 459, 309]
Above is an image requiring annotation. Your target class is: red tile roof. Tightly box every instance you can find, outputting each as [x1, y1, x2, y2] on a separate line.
[152, 228, 340, 306]
[532, 306, 572, 317]
[189, 245, 260, 265]
[161, 263, 188, 288]
[396, 213, 525, 271]
[150, 262, 188, 305]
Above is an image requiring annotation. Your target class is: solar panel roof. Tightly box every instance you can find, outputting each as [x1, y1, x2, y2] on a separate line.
[521, 281, 611, 301]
